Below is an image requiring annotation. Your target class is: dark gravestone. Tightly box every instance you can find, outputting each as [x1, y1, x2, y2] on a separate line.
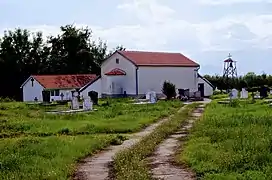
[260, 86, 268, 98]
[88, 91, 98, 105]
[178, 89, 185, 97]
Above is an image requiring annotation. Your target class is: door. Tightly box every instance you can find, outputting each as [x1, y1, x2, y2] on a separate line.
[198, 83, 204, 97]
[42, 90, 51, 102]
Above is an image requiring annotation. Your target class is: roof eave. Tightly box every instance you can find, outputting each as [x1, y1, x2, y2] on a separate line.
[137, 64, 200, 67]
[79, 75, 101, 92]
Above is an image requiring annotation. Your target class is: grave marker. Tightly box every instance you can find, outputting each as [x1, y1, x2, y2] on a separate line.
[230, 89, 238, 99]
[240, 88, 248, 99]
[71, 96, 79, 110]
[83, 96, 92, 111]
[149, 91, 157, 103]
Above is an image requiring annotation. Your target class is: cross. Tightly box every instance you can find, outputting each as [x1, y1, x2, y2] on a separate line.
[31, 78, 34, 87]
[228, 53, 232, 58]
[60, 93, 64, 100]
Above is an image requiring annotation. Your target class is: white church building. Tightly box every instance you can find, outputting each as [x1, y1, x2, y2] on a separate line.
[21, 50, 214, 102]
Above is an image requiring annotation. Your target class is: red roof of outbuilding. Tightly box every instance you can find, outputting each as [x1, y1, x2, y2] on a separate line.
[32, 74, 97, 89]
[105, 68, 126, 76]
[118, 50, 199, 67]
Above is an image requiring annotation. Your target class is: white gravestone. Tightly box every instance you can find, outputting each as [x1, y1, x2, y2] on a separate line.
[230, 89, 238, 99]
[83, 96, 93, 111]
[71, 96, 79, 110]
[149, 91, 157, 103]
[146, 91, 151, 100]
[240, 88, 248, 99]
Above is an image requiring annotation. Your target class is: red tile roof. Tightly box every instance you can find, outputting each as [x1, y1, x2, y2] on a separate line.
[105, 68, 126, 76]
[32, 74, 97, 89]
[118, 50, 199, 67]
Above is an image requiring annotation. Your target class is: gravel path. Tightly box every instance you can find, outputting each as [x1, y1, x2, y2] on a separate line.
[73, 106, 187, 180]
[148, 103, 208, 180]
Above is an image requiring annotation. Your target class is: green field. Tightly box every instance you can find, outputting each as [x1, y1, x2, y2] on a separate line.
[178, 100, 272, 180]
[0, 98, 181, 179]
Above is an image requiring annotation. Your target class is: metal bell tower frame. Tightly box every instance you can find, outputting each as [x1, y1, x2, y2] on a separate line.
[223, 53, 237, 78]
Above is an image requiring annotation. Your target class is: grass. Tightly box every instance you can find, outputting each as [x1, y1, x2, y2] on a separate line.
[0, 98, 182, 179]
[113, 103, 199, 180]
[0, 135, 118, 180]
[178, 100, 272, 180]
[0, 99, 181, 137]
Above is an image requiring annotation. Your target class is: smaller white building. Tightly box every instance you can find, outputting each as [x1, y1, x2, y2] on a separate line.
[20, 74, 100, 102]
[197, 74, 214, 97]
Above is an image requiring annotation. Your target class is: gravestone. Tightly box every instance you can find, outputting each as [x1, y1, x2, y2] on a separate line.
[254, 91, 261, 99]
[230, 88, 238, 99]
[149, 91, 157, 103]
[195, 91, 201, 98]
[260, 86, 268, 98]
[184, 89, 190, 97]
[71, 96, 79, 110]
[189, 92, 194, 98]
[240, 88, 248, 99]
[146, 91, 151, 100]
[83, 96, 93, 111]
[88, 91, 98, 105]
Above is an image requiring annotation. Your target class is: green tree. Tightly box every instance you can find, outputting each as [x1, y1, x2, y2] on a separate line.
[162, 81, 176, 100]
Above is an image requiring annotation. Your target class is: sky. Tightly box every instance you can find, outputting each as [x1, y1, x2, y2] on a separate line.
[1, 0, 272, 75]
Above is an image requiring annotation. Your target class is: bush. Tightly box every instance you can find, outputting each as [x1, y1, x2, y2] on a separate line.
[162, 81, 176, 100]
[0, 97, 14, 102]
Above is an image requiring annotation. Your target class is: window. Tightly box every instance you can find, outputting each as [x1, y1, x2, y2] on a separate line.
[51, 91, 54, 96]
[116, 58, 119, 64]
[55, 90, 60, 96]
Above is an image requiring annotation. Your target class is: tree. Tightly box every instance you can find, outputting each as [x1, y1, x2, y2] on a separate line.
[0, 24, 125, 100]
[162, 81, 176, 100]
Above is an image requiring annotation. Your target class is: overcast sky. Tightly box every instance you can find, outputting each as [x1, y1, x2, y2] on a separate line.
[1, 0, 272, 75]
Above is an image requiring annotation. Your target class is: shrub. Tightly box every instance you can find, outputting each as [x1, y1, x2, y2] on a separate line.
[162, 81, 176, 100]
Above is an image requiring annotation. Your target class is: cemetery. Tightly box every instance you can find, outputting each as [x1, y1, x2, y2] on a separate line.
[179, 98, 272, 179]
[0, 95, 181, 179]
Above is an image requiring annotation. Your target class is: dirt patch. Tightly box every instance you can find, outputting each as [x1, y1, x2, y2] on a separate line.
[73, 107, 186, 180]
[148, 104, 207, 180]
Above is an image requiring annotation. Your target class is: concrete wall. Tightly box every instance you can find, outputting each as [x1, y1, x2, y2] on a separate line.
[137, 66, 199, 95]
[101, 52, 137, 96]
[80, 78, 102, 98]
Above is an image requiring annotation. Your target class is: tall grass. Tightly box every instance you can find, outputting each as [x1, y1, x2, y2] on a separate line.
[0, 135, 119, 180]
[0, 100, 181, 138]
[179, 101, 272, 179]
[113, 103, 199, 180]
[0, 99, 182, 180]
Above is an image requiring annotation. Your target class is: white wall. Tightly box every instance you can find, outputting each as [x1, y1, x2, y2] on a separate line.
[138, 66, 198, 95]
[198, 77, 213, 97]
[101, 53, 136, 95]
[22, 78, 44, 102]
[80, 78, 102, 98]
[50, 89, 73, 101]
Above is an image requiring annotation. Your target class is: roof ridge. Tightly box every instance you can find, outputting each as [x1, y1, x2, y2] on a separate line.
[118, 50, 181, 54]
[32, 74, 96, 76]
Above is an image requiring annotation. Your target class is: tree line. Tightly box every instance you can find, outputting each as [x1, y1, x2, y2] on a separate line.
[204, 72, 272, 91]
[0, 24, 125, 100]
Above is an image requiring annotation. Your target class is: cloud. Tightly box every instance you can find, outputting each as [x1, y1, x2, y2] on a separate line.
[1, 0, 272, 61]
